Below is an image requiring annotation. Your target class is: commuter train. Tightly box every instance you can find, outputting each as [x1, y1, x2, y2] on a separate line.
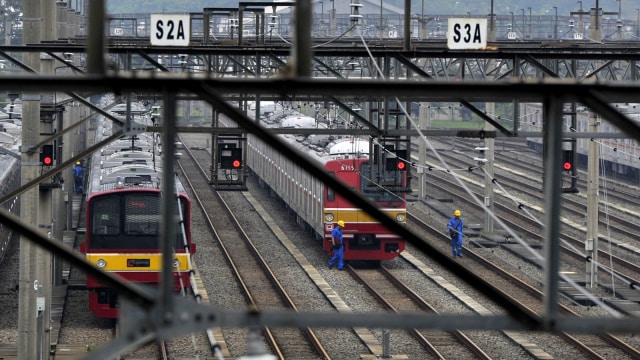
[246, 106, 407, 262]
[80, 114, 195, 318]
[524, 102, 640, 182]
[0, 120, 21, 265]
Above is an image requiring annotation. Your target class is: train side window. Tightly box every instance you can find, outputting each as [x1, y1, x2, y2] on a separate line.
[327, 172, 336, 201]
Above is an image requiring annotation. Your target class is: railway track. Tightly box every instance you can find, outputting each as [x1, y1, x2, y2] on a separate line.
[176, 130, 640, 358]
[407, 210, 640, 359]
[421, 148, 640, 285]
[351, 265, 492, 359]
[414, 139, 640, 244]
[178, 140, 330, 359]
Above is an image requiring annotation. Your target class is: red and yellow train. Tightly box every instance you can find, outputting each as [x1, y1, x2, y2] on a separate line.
[247, 111, 407, 262]
[81, 120, 195, 318]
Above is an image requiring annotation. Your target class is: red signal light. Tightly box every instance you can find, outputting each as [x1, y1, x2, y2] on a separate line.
[232, 159, 241, 169]
[563, 161, 572, 171]
[40, 144, 54, 166]
[397, 160, 406, 171]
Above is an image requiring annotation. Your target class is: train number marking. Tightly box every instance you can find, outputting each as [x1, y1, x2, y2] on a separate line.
[150, 14, 190, 46]
[447, 18, 487, 50]
[130, 201, 146, 208]
[340, 165, 356, 171]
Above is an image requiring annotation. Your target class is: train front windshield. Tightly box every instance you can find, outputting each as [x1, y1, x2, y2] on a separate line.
[360, 163, 405, 203]
[89, 193, 186, 250]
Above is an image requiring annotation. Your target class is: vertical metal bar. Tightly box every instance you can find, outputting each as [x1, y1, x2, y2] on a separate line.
[86, 0, 105, 74]
[403, 0, 411, 51]
[381, 329, 391, 358]
[542, 96, 563, 330]
[294, 0, 311, 77]
[160, 91, 177, 324]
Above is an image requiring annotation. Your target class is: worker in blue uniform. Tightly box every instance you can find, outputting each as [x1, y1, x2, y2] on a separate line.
[328, 220, 345, 270]
[73, 161, 84, 194]
[447, 210, 464, 257]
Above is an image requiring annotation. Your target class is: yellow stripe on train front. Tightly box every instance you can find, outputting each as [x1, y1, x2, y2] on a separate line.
[86, 253, 191, 271]
[324, 209, 406, 224]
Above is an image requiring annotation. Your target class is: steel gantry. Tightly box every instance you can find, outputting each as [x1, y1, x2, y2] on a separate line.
[1, 1, 640, 358]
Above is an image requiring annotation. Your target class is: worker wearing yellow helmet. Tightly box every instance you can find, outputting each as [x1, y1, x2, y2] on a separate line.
[328, 220, 345, 270]
[447, 210, 464, 258]
[73, 161, 84, 195]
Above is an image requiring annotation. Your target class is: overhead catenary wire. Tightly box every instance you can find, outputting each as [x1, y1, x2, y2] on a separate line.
[353, 26, 628, 318]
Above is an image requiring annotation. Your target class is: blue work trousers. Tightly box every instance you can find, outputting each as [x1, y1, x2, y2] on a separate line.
[328, 245, 344, 270]
[451, 238, 463, 257]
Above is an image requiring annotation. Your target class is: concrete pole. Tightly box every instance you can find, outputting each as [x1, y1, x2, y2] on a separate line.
[585, 10, 602, 288]
[483, 15, 497, 232]
[18, 0, 42, 358]
[329, 1, 335, 37]
[483, 111, 495, 233]
[590, 7, 602, 41]
[418, 103, 428, 199]
[586, 111, 600, 287]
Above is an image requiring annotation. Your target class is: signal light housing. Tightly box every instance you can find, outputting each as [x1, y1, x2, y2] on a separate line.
[220, 146, 242, 169]
[562, 150, 573, 172]
[40, 144, 54, 166]
[385, 149, 407, 172]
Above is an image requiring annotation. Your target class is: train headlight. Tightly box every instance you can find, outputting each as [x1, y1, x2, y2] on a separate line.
[325, 213, 334, 222]
[96, 259, 107, 268]
[396, 214, 406, 222]
[172, 259, 180, 268]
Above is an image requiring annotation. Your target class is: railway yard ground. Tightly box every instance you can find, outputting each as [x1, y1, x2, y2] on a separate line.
[1, 133, 640, 359]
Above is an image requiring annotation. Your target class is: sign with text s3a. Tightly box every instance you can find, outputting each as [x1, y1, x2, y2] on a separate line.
[447, 18, 487, 50]
[151, 14, 190, 46]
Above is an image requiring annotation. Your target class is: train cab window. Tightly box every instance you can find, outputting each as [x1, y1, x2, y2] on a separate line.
[91, 197, 121, 237]
[89, 193, 187, 250]
[326, 172, 336, 201]
[360, 163, 403, 203]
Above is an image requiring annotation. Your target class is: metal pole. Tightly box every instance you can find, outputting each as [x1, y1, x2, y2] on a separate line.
[542, 96, 563, 331]
[578, 1, 584, 33]
[403, 0, 410, 51]
[528, 7, 531, 38]
[489, 0, 495, 32]
[637, 8, 640, 37]
[554, 7, 558, 39]
[160, 90, 177, 325]
[510, 12, 514, 32]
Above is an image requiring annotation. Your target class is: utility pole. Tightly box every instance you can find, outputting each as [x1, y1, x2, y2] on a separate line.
[329, 0, 335, 37]
[554, 7, 558, 39]
[18, 0, 44, 358]
[586, 4, 602, 287]
[483, 0, 497, 233]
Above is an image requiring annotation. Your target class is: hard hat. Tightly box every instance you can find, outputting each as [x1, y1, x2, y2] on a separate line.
[337, 220, 345, 227]
[454, 210, 461, 217]
[76, 161, 81, 165]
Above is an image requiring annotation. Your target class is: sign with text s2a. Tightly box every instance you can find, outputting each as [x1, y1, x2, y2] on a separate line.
[151, 14, 190, 46]
[447, 18, 487, 50]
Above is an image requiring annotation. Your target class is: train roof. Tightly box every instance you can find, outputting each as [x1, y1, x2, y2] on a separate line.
[254, 108, 371, 165]
[88, 116, 185, 196]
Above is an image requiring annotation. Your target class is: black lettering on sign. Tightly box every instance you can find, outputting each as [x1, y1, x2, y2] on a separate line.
[452, 23, 483, 44]
[155, 20, 186, 41]
[150, 14, 190, 45]
[155, 20, 164, 39]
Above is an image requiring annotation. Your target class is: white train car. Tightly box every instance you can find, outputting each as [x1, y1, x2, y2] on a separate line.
[246, 108, 407, 262]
